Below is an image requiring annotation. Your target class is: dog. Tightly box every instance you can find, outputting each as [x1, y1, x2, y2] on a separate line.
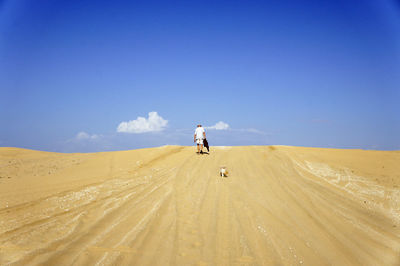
[219, 166, 228, 177]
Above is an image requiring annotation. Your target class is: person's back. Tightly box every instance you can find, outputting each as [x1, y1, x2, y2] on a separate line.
[195, 126, 205, 139]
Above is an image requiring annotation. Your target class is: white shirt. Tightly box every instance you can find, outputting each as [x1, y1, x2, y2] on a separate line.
[195, 127, 205, 139]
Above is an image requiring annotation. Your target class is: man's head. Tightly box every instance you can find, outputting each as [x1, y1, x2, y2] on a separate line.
[197, 124, 201, 127]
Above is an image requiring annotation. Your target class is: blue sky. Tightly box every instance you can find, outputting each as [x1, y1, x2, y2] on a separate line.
[1, 0, 399, 152]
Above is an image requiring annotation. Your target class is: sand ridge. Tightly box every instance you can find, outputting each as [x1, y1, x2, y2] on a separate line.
[0, 146, 399, 265]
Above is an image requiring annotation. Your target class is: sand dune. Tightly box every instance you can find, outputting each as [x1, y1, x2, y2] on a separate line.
[0, 146, 399, 265]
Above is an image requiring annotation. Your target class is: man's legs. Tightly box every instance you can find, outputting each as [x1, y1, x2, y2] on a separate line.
[196, 139, 204, 154]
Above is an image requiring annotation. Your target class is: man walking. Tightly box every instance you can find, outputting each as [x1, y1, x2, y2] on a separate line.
[194, 124, 206, 154]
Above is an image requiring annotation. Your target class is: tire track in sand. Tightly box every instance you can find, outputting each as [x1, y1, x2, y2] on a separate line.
[0, 148, 186, 265]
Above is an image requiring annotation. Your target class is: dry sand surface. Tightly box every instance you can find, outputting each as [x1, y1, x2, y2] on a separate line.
[0, 145, 399, 265]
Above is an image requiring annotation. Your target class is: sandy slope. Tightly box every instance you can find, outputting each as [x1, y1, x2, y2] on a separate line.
[0, 146, 399, 265]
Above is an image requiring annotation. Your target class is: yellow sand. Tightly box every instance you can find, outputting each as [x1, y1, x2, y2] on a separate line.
[0, 146, 399, 265]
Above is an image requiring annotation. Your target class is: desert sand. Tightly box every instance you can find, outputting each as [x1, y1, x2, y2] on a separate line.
[0, 145, 399, 265]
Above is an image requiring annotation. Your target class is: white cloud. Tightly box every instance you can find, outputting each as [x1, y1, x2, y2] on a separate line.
[117, 111, 168, 133]
[76, 132, 100, 140]
[206, 121, 230, 130]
